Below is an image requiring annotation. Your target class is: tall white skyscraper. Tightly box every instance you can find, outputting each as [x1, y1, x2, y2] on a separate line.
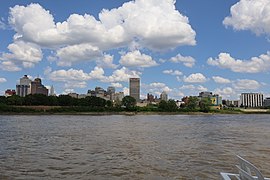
[16, 75, 31, 97]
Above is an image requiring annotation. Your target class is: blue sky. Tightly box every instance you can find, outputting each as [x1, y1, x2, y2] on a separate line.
[0, 0, 269, 100]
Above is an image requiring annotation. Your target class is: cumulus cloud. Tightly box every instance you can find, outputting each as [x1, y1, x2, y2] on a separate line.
[233, 79, 261, 90]
[183, 73, 207, 83]
[110, 82, 123, 88]
[97, 54, 118, 69]
[45, 66, 141, 88]
[169, 54, 196, 67]
[119, 50, 158, 68]
[0, 78, 7, 83]
[207, 52, 270, 73]
[214, 87, 235, 99]
[163, 69, 183, 76]
[223, 0, 270, 36]
[142, 82, 172, 96]
[55, 44, 102, 66]
[0, 41, 43, 69]
[212, 76, 231, 84]
[0, 61, 22, 71]
[3, 1, 196, 70]
[179, 84, 207, 92]
[99, 0, 196, 50]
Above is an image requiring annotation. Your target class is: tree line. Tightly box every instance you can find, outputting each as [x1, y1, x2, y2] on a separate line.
[0, 94, 213, 112]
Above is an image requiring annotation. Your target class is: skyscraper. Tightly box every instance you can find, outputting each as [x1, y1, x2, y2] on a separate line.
[16, 75, 31, 97]
[129, 78, 140, 102]
[31, 78, 48, 96]
[160, 91, 168, 101]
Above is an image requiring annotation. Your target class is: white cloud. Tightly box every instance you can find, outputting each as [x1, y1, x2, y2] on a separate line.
[223, 0, 270, 36]
[111, 83, 123, 88]
[119, 50, 158, 68]
[212, 76, 231, 84]
[233, 79, 261, 90]
[0, 41, 43, 69]
[214, 87, 235, 99]
[97, 54, 118, 69]
[207, 52, 270, 73]
[169, 54, 196, 67]
[183, 73, 207, 83]
[0, 61, 22, 72]
[99, 0, 196, 50]
[6, 1, 196, 71]
[163, 69, 183, 76]
[0, 78, 7, 83]
[62, 89, 75, 95]
[105, 67, 141, 83]
[56, 44, 102, 66]
[197, 85, 208, 92]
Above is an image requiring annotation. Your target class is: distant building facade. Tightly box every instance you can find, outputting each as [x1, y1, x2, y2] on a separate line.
[198, 91, 222, 106]
[5, 89, 16, 97]
[129, 78, 140, 102]
[240, 93, 263, 107]
[16, 75, 31, 97]
[264, 98, 270, 107]
[160, 91, 168, 101]
[31, 78, 48, 96]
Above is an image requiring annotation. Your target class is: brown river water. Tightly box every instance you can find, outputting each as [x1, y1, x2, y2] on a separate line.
[0, 114, 270, 179]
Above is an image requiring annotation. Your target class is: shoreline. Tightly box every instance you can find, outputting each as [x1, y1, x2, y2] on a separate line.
[0, 110, 269, 116]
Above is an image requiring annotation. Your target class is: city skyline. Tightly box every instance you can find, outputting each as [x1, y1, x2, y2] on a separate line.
[0, 0, 269, 100]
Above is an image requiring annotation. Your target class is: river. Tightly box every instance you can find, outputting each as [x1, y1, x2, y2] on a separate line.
[0, 114, 270, 179]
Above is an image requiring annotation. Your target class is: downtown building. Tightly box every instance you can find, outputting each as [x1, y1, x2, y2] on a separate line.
[16, 75, 31, 97]
[240, 93, 263, 108]
[129, 78, 140, 102]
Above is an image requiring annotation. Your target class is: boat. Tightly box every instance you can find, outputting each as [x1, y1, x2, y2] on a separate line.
[220, 155, 270, 180]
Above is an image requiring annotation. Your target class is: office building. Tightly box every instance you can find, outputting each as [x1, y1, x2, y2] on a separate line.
[16, 75, 31, 97]
[264, 98, 270, 107]
[240, 93, 263, 107]
[198, 91, 222, 106]
[129, 78, 140, 102]
[31, 78, 48, 96]
[107, 86, 116, 101]
[160, 91, 168, 101]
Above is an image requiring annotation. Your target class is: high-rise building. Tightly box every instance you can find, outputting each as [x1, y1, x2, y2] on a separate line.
[16, 75, 31, 97]
[129, 78, 140, 102]
[50, 85, 55, 96]
[240, 93, 264, 107]
[160, 91, 168, 101]
[107, 86, 116, 101]
[31, 78, 48, 96]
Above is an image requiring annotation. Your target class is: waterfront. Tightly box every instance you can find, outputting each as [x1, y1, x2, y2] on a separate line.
[0, 115, 270, 179]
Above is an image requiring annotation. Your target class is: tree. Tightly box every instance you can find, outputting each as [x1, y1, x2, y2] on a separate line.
[58, 95, 74, 106]
[158, 100, 167, 111]
[167, 99, 178, 111]
[199, 97, 211, 112]
[122, 96, 136, 110]
[7, 95, 23, 105]
[186, 96, 199, 111]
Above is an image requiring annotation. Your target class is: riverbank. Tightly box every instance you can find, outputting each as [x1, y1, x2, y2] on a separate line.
[0, 105, 269, 115]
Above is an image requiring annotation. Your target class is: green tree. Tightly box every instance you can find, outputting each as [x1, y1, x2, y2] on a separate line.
[199, 97, 211, 112]
[0, 96, 7, 105]
[186, 96, 199, 111]
[58, 95, 74, 106]
[7, 95, 23, 105]
[167, 99, 178, 111]
[122, 96, 136, 110]
[158, 100, 167, 111]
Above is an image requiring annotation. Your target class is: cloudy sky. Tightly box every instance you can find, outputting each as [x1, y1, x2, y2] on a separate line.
[0, 0, 269, 100]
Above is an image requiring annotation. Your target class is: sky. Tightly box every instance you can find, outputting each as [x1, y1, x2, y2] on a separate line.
[0, 0, 269, 100]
